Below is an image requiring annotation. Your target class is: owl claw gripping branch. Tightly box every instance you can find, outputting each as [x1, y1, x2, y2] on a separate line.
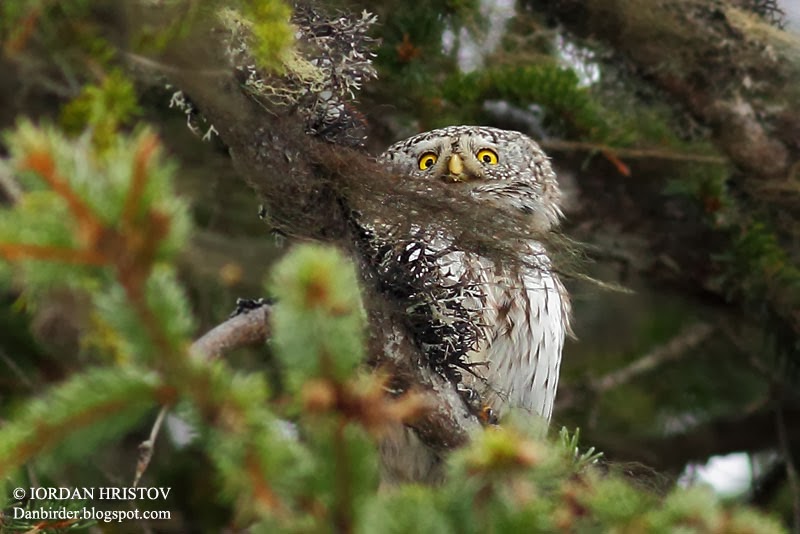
[365, 126, 572, 484]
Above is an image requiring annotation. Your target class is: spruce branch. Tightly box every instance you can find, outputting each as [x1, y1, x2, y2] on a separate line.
[0, 243, 105, 265]
[528, 0, 800, 348]
[0, 367, 166, 477]
[1, 124, 194, 369]
[134, 302, 273, 486]
[18, 147, 99, 240]
[0, 122, 208, 491]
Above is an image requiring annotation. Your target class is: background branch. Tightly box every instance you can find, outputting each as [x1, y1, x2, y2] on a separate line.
[593, 322, 714, 393]
[594, 405, 800, 472]
[558, 322, 714, 411]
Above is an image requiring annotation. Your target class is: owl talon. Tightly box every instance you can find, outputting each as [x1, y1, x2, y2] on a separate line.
[456, 383, 479, 403]
[456, 384, 497, 425]
[229, 297, 273, 318]
[480, 406, 498, 425]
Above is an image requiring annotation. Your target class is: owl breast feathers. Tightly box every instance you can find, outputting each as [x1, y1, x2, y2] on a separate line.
[367, 125, 571, 483]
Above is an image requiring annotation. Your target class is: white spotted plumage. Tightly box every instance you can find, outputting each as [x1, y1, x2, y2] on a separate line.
[430, 240, 569, 421]
[375, 125, 571, 483]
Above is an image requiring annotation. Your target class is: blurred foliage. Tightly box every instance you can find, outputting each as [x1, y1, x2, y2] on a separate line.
[0, 0, 798, 531]
[60, 70, 141, 148]
[0, 124, 783, 532]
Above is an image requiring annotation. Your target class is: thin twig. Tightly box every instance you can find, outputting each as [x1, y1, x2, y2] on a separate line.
[123, 51, 230, 77]
[0, 167, 23, 203]
[539, 139, 727, 165]
[592, 322, 713, 392]
[0, 348, 35, 390]
[133, 405, 168, 488]
[558, 322, 713, 411]
[720, 321, 789, 389]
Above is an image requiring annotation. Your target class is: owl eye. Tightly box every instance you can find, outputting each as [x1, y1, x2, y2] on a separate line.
[476, 148, 499, 165]
[418, 152, 438, 170]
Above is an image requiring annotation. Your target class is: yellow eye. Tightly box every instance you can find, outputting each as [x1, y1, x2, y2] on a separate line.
[418, 152, 438, 170]
[476, 148, 499, 165]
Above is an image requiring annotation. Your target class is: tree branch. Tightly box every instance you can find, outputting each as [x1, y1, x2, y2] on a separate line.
[129, 21, 481, 457]
[594, 404, 800, 472]
[529, 0, 800, 349]
[133, 304, 273, 485]
[192, 305, 272, 359]
[557, 322, 714, 411]
[593, 322, 713, 393]
[539, 139, 727, 165]
[530, 0, 798, 179]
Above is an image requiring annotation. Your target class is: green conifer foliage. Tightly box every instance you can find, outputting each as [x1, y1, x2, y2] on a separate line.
[269, 244, 366, 390]
[0, 0, 795, 531]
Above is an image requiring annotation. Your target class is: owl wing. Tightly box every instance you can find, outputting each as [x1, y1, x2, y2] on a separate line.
[359, 221, 569, 482]
[354, 220, 489, 485]
[470, 241, 570, 422]
[355, 220, 488, 383]
[355, 207, 570, 485]
[354, 204, 570, 416]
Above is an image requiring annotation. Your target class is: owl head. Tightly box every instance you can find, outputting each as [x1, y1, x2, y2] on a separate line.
[380, 126, 562, 229]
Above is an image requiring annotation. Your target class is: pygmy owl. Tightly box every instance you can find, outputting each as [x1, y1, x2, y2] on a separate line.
[372, 125, 571, 483]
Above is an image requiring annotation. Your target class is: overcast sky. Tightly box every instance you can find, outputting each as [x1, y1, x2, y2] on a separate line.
[781, 0, 800, 30]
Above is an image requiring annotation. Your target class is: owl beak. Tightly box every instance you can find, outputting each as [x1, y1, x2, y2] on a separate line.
[444, 154, 467, 182]
[448, 154, 464, 175]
